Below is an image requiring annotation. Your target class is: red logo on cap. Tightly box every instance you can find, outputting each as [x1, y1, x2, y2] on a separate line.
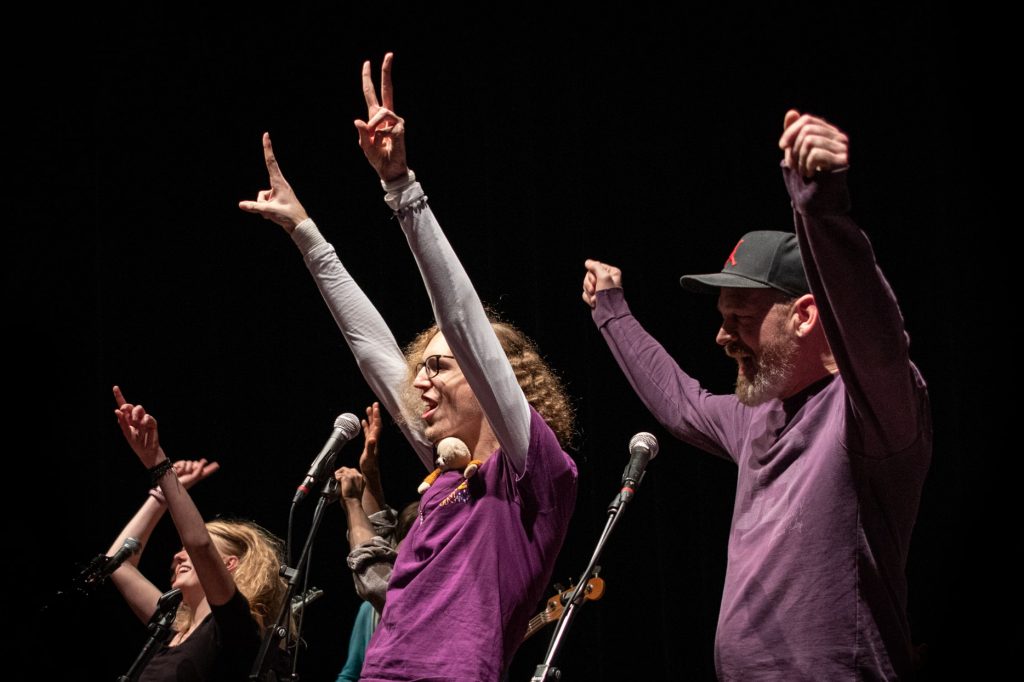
[725, 239, 744, 268]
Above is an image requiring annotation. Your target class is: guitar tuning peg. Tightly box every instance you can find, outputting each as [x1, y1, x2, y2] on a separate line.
[593, 565, 602, 577]
[553, 582, 566, 593]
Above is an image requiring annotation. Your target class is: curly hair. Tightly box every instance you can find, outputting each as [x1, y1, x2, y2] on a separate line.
[400, 318, 575, 448]
[173, 519, 288, 633]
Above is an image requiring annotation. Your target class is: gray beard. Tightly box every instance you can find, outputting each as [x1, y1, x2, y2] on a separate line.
[734, 335, 798, 406]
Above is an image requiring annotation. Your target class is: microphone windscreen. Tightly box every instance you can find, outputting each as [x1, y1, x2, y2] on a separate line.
[334, 413, 361, 437]
[629, 432, 659, 459]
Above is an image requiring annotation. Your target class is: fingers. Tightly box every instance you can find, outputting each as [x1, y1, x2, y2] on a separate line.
[362, 53, 395, 114]
[581, 270, 597, 308]
[583, 259, 622, 288]
[792, 124, 849, 176]
[334, 466, 366, 498]
[381, 52, 394, 111]
[582, 259, 623, 309]
[113, 408, 133, 439]
[113, 385, 127, 407]
[779, 111, 813, 149]
[781, 109, 801, 138]
[362, 60, 380, 112]
[780, 110, 800, 170]
[778, 111, 849, 175]
[238, 191, 272, 216]
[365, 108, 404, 134]
[354, 119, 373, 151]
[335, 466, 359, 479]
[130, 404, 148, 425]
[262, 132, 290, 188]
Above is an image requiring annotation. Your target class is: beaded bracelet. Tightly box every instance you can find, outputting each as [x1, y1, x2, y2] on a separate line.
[148, 459, 175, 488]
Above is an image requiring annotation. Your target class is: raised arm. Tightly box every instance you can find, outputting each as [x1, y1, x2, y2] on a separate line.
[105, 457, 220, 623]
[357, 53, 532, 471]
[239, 134, 433, 468]
[779, 111, 927, 452]
[582, 260, 746, 460]
[336, 464, 396, 612]
[112, 387, 236, 608]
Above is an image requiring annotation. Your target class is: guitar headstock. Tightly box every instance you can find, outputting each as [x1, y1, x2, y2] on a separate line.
[525, 575, 608, 642]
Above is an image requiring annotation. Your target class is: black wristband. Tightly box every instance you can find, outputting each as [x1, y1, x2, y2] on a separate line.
[148, 459, 175, 488]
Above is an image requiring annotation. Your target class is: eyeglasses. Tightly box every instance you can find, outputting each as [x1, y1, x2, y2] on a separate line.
[414, 354, 457, 379]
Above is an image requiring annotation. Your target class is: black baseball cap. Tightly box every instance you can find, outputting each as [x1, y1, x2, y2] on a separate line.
[679, 231, 809, 297]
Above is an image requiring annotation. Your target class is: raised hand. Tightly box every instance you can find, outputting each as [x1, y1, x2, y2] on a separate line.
[354, 52, 409, 182]
[778, 110, 850, 178]
[113, 385, 163, 467]
[149, 459, 221, 504]
[581, 259, 624, 309]
[238, 132, 310, 233]
[175, 458, 221, 488]
[359, 402, 383, 474]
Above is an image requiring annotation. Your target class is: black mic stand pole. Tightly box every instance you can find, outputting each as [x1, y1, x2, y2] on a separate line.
[530, 472, 646, 682]
[250, 478, 339, 681]
[117, 588, 183, 682]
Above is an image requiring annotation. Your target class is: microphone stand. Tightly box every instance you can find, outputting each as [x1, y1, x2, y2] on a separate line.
[250, 478, 339, 681]
[530, 472, 645, 682]
[117, 588, 182, 682]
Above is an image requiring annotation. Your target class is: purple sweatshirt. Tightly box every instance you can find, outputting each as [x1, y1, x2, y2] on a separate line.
[592, 167, 931, 680]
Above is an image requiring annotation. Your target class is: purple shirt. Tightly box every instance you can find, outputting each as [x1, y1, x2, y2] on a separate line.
[294, 180, 577, 681]
[592, 168, 931, 680]
[360, 409, 577, 681]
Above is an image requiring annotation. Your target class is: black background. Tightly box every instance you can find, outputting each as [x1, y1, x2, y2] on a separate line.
[12, 3, 997, 680]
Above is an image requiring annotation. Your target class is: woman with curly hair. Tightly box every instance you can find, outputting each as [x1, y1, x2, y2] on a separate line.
[106, 386, 288, 681]
[240, 53, 578, 681]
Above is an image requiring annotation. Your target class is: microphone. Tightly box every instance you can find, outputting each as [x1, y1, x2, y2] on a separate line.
[78, 537, 142, 589]
[154, 587, 183, 616]
[104, 537, 142, 576]
[293, 413, 361, 503]
[620, 432, 659, 500]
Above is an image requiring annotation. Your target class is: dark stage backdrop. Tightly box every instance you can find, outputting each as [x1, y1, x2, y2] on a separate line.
[12, 4, 995, 681]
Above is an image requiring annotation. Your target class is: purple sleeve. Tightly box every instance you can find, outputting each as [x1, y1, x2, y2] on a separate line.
[592, 288, 748, 463]
[785, 166, 928, 454]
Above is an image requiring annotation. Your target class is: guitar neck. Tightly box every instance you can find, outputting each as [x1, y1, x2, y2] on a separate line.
[524, 603, 560, 641]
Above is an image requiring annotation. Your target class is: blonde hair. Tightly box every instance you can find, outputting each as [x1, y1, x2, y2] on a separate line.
[173, 519, 287, 633]
[401, 318, 575, 448]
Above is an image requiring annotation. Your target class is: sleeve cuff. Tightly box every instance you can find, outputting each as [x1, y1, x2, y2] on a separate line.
[291, 218, 328, 255]
[368, 506, 398, 538]
[591, 288, 632, 328]
[383, 171, 426, 212]
[346, 536, 397, 572]
[782, 164, 852, 216]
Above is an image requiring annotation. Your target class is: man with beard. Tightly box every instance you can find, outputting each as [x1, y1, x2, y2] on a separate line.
[581, 111, 931, 680]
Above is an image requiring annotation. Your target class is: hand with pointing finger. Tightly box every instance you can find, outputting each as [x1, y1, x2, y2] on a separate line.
[238, 132, 310, 234]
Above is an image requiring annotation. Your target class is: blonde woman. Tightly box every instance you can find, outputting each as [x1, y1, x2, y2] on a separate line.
[106, 386, 288, 681]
